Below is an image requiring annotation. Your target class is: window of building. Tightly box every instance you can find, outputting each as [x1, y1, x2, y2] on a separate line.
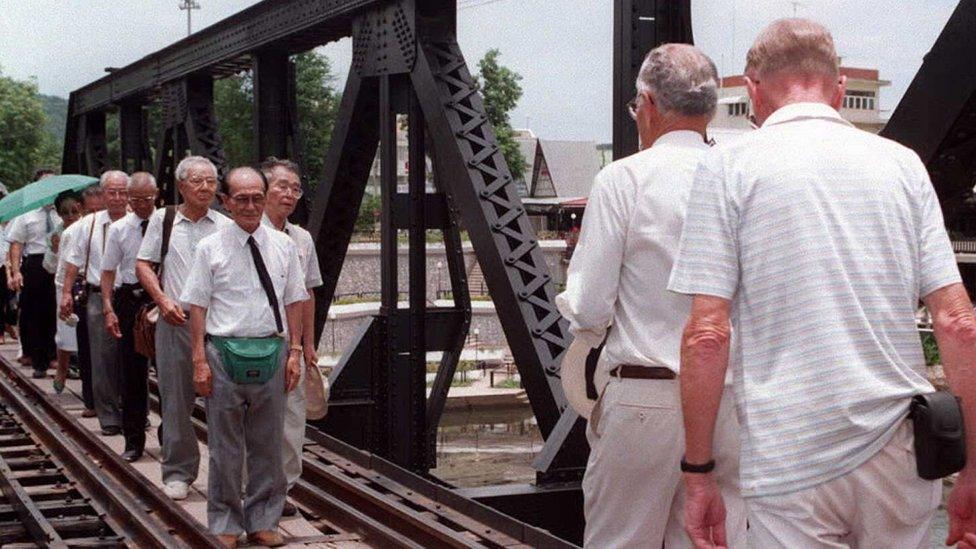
[726, 102, 748, 117]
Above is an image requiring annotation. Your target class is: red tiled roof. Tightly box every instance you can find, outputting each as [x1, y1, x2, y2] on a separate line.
[560, 197, 587, 207]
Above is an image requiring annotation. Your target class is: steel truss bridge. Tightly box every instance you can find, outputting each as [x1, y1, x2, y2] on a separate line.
[54, 0, 976, 543]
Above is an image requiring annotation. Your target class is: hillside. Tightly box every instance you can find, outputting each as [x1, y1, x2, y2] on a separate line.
[38, 93, 68, 142]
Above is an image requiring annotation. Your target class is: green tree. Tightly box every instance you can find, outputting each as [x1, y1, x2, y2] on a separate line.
[0, 70, 52, 189]
[475, 49, 525, 181]
[211, 51, 340, 188]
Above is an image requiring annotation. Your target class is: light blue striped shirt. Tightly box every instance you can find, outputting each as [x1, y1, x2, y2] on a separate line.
[668, 102, 961, 497]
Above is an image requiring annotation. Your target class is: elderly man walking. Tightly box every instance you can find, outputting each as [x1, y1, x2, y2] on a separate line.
[259, 157, 322, 517]
[182, 167, 305, 548]
[137, 156, 231, 500]
[556, 44, 746, 547]
[61, 170, 130, 435]
[8, 170, 59, 378]
[101, 172, 158, 461]
[670, 18, 976, 548]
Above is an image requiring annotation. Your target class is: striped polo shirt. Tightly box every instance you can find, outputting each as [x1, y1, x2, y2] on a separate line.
[668, 102, 961, 497]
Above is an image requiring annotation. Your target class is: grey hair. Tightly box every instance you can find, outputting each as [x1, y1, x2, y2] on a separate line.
[127, 172, 158, 191]
[99, 170, 129, 188]
[636, 43, 719, 118]
[175, 156, 217, 182]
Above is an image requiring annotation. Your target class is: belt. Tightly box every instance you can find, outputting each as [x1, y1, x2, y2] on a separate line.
[609, 365, 676, 380]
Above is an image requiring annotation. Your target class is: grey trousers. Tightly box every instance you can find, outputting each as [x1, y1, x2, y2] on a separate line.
[87, 296, 120, 429]
[156, 319, 200, 484]
[205, 341, 286, 536]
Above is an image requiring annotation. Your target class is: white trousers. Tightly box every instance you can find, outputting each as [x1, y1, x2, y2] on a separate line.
[582, 377, 747, 548]
[748, 420, 941, 549]
[283, 360, 307, 491]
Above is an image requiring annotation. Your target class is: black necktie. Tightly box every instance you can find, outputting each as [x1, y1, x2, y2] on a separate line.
[140, 219, 149, 236]
[247, 236, 284, 334]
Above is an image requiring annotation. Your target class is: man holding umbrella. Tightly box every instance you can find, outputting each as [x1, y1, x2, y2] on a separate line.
[7, 169, 58, 378]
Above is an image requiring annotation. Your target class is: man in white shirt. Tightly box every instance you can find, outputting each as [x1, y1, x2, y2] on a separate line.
[136, 156, 232, 500]
[669, 19, 976, 547]
[555, 44, 746, 547]
[7, 169, 59, 378]
[259, 157, 323, 518]
[101, 172, 158, 462]
[182, 167, 305, 548]
[60, 170, 129, 435]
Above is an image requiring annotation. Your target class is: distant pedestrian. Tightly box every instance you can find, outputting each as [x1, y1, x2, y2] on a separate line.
[101, 172, 158, 461]
[260, 157, 322, 518]
[136, 156, 231, 500]
[669, 18, 976, 547]
[182, 166, 305, 548]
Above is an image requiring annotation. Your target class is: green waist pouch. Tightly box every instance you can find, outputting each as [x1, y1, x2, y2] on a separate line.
[210, 335, 284, 385]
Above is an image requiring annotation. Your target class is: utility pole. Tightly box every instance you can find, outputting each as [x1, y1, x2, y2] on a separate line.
[179, 0, 201, 36]
[790, 1, 806, 16]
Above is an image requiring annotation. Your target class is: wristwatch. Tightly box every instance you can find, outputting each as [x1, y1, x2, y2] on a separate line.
[680, 457, 716, 474]
[289, 344, 303, 353]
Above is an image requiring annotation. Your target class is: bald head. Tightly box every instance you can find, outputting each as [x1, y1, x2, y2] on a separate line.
[223, 166, 267, 196]
[128, 172, 157, 192]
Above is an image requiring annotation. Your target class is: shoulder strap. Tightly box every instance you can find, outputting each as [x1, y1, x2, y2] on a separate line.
[82, 215, 96, 277]
[157, 206, 177, 289]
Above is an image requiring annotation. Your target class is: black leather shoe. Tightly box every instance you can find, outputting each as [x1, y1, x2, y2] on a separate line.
[122, 448, 143, 462]
[281, 501, 298, 517]
[31, 370, 47, 379]
[101, 426, 121, 436]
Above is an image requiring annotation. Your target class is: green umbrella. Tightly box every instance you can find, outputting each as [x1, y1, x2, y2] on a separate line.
[0, 174, 98, 222]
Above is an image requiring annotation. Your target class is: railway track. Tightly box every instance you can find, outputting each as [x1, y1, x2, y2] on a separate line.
[0, 356, 220, 548]
[146, 377, 574, 549]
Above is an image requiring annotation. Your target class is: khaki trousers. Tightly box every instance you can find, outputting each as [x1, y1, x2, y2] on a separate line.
[283, 360, 307, 491]
[748, 420, 941, 549]
[582, 377, 747, 548]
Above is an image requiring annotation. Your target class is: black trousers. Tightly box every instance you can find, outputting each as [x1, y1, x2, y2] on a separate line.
[76, 302, 95, 410]
[0, 268, 14, 331]
[115, 285, 149, 450]
[19, 255, 55, 373]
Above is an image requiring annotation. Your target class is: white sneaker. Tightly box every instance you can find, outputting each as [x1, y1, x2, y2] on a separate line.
[163, 480, 189, 500]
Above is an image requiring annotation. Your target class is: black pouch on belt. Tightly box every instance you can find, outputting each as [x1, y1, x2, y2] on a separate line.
[910, 391, 966, 480]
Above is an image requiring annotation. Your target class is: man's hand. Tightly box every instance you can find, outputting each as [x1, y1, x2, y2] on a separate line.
[303, 344, 317, 373]
[683, 472, 727, 549]
[948, 469, 976, 546]
[104, 310, 122, 339]
[160, 296, 186, 326]
[59, 292, 74, 321]
[193, 358, 212, 397]
[8, 271, 23, 292]
[285, 351, 301, 392]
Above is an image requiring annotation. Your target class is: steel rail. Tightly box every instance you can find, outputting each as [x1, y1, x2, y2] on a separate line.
[0, 445, 67, 547]
[0, 356, 222, 548]
[146, 377, 529, 548]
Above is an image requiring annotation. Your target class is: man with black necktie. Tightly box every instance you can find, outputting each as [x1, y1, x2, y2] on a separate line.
[182, 167, 305, 548]
[101, 172, 158, 461]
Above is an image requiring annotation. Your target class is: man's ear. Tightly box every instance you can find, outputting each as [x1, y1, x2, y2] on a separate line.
[830, 75, 847, 111]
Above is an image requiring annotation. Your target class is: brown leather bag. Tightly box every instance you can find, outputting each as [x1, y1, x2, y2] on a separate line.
[134, 206, 176, 358]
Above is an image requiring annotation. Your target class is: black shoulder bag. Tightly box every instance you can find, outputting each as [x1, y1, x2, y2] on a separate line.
[910, 391, 966, 480]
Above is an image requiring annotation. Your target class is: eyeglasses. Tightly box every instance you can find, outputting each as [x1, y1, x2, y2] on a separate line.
[104, 189, 128, 198]
[227, 193, 266, 207]
[128, 195, 156, 204]
[270, 182, 304, 198]
[627, 95, 640, 121]
[185, 177, 218, 190]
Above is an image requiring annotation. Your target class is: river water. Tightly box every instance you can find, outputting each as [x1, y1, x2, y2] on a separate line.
[433, 403, 953, 547]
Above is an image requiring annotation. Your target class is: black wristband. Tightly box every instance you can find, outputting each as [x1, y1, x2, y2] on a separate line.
[680, 457, 716, 474]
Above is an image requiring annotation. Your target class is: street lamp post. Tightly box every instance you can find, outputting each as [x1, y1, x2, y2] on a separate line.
[178, 0, 201, 37]
[329, 311, 337, 354]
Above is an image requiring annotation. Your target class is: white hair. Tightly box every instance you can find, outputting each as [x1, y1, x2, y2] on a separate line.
[636, 43, 719, 118]
[99, 170, 129, 188]
[175, 156, 217, 182]
[127, 172, 158, 191]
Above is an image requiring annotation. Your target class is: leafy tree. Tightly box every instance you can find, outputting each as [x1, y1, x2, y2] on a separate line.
[212, 51, 340, 189]
[0, 69, 53, 189]
[475, 49, 525, 181]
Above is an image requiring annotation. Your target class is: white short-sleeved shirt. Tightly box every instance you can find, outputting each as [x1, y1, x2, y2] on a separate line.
[54, 221, 83, 290]
[261, 214, 323, 291]
[65, 210, 124, 287]
[137, 207, 231, 304]
[668, 102, 961, 497]
[555, 131, 708, 378]
[180, 223, 308, 338]
[7, 207, 59, 255]
[102, 211, 153, 285]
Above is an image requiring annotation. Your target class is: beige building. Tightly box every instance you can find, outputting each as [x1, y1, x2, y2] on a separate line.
[711, 66, 891, 134]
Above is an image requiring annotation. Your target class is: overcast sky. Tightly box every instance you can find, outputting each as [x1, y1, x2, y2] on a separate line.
[0, 0, 961, 142]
